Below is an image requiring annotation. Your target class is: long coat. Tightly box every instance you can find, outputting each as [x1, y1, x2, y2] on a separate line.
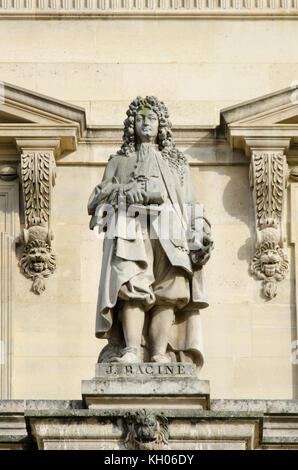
[88, 149, 210, 368]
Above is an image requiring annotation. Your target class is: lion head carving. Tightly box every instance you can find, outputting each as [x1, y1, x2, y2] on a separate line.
[19, 239, 56, 294]
[123, 409, 169, 450]
[251, 241, 289, 299]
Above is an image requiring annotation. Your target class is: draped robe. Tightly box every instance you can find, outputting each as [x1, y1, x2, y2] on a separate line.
[88, 146, 210, 369]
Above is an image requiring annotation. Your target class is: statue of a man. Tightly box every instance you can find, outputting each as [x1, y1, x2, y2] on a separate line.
[88, 96, 213, 369]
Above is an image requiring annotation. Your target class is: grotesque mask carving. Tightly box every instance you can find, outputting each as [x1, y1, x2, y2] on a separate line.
[123, 409, 169, 450]
[251, 240, 289, 299]
[19, 239, 56, 295]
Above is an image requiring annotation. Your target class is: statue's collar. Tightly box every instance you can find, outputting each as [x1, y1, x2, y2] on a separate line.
[136, 143, 159, 152]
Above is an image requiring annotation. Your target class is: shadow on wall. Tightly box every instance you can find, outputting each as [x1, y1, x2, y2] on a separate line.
[185, 141, 254, 268]
[186, 141, 298, 399]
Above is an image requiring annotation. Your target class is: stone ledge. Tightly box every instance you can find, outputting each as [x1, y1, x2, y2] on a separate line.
[263, 436, 298, 444]
[24, 414, 263, 450]
[0, 434, 28, 442]
[82, 364, 210, 410]
[0, 400, 297, 449]
[0, 400, 84, 413]
[211, 399, 298, 414]
[24, 409, 264, 418]
[1, 399, 296, 414]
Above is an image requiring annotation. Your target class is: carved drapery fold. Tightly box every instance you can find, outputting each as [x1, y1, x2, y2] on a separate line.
[249, 150, 289, 299]
[18, 148, 57, 294]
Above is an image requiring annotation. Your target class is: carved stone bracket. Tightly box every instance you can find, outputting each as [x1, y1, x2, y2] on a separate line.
[16, 139, 59, 294]
[221, 87, 298, 303]
[248, 140, 290, 299]
[289, 169, 298, 343]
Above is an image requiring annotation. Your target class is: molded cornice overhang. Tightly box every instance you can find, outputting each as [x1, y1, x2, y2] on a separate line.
[0, 0, 298, 20]
[220, 84, 298, 160]
[0, 80, 86, 159]
[0, 81, 87, 295]
[220, 85, 298, 300]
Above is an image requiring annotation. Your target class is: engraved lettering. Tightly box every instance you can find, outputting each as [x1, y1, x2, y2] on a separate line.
[125, 365, 133, 374]
[145, 365, 153, 374]
[166, 365, 174, 374]
[178, 365, 185, 374]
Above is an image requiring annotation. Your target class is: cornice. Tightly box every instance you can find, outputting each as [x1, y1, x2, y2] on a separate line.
[0, 0, 297, 20]
[82, 124, 219, 146]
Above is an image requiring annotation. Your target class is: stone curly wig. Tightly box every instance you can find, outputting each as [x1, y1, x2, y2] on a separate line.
[117, 96, 187, 180]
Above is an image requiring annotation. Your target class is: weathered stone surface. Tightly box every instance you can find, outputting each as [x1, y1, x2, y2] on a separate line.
[0, 407, 29, 450]
[211, 399, 298, 413]
[0, 399, 297, 450]
[95, 362, 198, 378]
[0, 400, 25, 412]
[25, 400, 83, 410]
[82, 363, 210, 410]
[26, 410, 262, 450]
[263, 416, 298, 445]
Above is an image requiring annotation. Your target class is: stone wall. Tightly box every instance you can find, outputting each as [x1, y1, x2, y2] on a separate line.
[1, 399, 298, 450]
[0, 11, 297, 402]
[0, 18, 297, 127]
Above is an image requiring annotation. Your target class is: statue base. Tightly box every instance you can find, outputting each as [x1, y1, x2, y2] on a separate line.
[82, 362, 210, 410]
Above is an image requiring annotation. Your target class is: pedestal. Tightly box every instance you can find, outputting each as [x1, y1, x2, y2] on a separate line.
[82, 362, 210, 410]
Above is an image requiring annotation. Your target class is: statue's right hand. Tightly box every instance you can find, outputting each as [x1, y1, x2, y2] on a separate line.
[126, 188, 148, 204]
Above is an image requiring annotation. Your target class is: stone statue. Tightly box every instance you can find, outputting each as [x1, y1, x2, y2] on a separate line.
[88, 96, 213, 369]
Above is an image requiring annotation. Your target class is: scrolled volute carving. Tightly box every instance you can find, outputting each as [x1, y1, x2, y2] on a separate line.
[18, 149, 57, 294]
[123, 409, 170, 450]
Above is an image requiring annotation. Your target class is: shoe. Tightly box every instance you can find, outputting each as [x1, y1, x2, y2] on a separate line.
[110, 347, 140, 363]
[151, 354, 169, 363]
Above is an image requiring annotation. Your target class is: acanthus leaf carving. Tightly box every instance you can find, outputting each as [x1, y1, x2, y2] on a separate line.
[250, 150, 289, 299]
[21, 151, 54, 227]
[19, 150, 56, 294]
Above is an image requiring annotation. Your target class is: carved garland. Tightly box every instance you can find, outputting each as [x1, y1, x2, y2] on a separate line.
[19, 151, 56, 294]
[250, 151, 289, 299]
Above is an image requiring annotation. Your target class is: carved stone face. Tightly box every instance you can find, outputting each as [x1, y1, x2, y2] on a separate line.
[260, 249, 281, 277]
[28, 246, 49, 273]
[251, 242, 289, 301]
[134, 108, 159, 144]
[135, 414, 158, 442]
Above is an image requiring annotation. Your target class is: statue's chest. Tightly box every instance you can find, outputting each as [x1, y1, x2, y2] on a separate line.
[115, 155, 162, 185]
